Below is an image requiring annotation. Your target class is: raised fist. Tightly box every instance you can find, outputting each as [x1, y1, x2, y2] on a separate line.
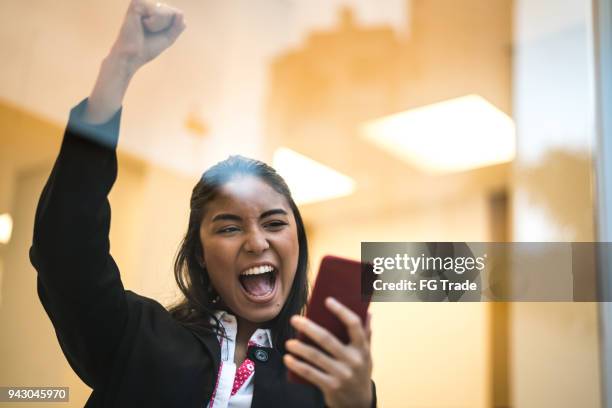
[110, 0, 186, 73]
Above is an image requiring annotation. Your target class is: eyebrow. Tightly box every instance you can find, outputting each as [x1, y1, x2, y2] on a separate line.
[211, 208, 288, 223]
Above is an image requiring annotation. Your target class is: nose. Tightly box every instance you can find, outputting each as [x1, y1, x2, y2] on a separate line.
[243, 228, 270, 254]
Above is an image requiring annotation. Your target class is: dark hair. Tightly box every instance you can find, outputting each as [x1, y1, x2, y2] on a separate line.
[168, 155, 309, 352]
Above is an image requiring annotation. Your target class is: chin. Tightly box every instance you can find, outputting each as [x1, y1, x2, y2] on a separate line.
[240, 303, 283, 324]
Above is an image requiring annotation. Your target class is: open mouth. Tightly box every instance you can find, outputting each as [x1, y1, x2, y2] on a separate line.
[238, 265, 277, 300]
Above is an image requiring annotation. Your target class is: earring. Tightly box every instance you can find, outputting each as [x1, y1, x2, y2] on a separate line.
[206, 283, 220, 304]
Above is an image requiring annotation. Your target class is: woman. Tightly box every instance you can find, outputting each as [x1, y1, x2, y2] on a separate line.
[29, 1, 376, 407]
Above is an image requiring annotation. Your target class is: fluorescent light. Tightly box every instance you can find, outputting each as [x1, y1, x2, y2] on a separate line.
[272, 148, 356, 205]
[361, 94, 516, 173]
[0, 213, 13, 244]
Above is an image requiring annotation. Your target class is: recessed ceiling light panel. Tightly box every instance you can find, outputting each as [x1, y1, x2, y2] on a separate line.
[272, 148, 356, 205]
[361, 95, 516, 173]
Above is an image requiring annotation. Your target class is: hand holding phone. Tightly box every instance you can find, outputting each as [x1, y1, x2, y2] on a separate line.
[286, 255, 373, 385]
[284, 256, 375, 407]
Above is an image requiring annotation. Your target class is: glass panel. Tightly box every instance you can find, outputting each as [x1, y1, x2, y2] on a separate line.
[0, 1, 601, 406]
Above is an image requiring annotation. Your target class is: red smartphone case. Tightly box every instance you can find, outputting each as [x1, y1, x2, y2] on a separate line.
[287, 255, 373, 385]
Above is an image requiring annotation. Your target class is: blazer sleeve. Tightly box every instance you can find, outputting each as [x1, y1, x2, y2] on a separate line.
[29, 98, 128, 389]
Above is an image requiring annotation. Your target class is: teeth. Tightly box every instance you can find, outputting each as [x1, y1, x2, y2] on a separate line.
[241, 265, 274, 276]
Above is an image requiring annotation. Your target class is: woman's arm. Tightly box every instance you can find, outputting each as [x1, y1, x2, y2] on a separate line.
[29, 0, 185, 388]
[85, 0, 185, 124]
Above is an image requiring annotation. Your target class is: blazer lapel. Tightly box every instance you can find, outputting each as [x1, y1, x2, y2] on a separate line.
[189, 328, 221, 405]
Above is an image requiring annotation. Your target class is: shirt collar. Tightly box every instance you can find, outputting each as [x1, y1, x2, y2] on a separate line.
[213, 310, 273, 348]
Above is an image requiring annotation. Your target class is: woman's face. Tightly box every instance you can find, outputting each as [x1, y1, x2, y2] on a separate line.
[199, 175, 300, 324]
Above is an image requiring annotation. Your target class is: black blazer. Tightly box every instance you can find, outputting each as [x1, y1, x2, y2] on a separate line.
[29, 99, 377, 408]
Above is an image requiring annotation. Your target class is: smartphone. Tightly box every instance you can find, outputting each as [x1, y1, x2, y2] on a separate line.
[287, 255, 373, 385]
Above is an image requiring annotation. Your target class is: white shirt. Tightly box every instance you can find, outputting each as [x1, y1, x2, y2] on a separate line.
[206, 311, 273, 408]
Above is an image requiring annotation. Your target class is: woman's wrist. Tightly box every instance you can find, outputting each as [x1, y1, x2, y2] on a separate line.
[105, 49, 140, 79]
[107, 42, 143, 77]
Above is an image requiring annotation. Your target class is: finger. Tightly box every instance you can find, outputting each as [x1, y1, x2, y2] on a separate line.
[124, 0, 147, 29]
[290, 315, 353, 362]
[142, 3, 176, 32]
[365, 312, 372, 344]
[283, 354, 338, 392]
[128, 0, 149, 17]
[163, 11, 186, 43]
[285, 339, 351, 379]
[144, 8, 185, 52]
[325, 297, 367, 348]
[140, 0, 166, 17]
